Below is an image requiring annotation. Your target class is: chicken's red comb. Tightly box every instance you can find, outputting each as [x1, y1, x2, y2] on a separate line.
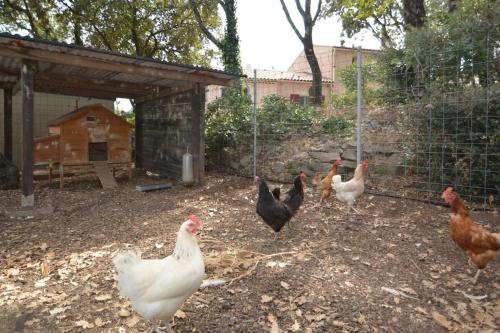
[188, 215, 202, 226]
[335, 159, 342, 165]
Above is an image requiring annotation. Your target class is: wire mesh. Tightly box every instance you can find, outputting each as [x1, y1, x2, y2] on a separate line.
[205, 21, 498, 209]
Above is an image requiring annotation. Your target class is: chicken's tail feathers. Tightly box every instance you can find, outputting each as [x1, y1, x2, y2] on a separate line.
[113, 248, 142, 273]
[492, 233, 500, 247]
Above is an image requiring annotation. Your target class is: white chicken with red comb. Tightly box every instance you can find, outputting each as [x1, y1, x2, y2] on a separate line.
[113, 215, 205, 332]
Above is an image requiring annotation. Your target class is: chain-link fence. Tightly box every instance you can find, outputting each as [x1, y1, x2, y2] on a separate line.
[205, 20, 498, 208]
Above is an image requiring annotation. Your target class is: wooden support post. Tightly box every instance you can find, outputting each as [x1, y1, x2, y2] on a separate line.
[128, 163, 132, 180]
[134, 103, 143, 169]
[48, 164, 53, 186]
[190, 84, 205, 184]
[59, 164, 64, 190]
[3, 87, 13, 161]
[21, 60, 35, 207]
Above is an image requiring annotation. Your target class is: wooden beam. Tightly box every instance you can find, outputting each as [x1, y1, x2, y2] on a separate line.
[21, 60, 35, 207]
[0, 68, 155, 97]
[35, 72, 155, 96]
[0, 42, 234, 86]
[134, 103, 143, 169]
[34, 84, 126, 99]
[3, 87, 13, 161]
[135, 84, 194, 103]
[190, 84, 205, 184]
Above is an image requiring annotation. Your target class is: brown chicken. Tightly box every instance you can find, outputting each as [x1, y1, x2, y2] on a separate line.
[442, 187, 500, 284]
[318, 160, 342, 204]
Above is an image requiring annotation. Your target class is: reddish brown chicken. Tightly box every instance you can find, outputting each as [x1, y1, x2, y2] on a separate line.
[318, 160, 342, 204]
[442, 187, 500, 284]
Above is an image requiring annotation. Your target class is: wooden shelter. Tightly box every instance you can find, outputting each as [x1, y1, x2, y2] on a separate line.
[33, 104, 133, 188]
[0, 33, 241, 207]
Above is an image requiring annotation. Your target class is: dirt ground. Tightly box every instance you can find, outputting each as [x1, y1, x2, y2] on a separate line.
[0, 172, 498, 333]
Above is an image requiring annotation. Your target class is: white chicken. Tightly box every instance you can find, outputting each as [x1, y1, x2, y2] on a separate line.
[331, 160, 367, 215]
[113, 215, 204, 332]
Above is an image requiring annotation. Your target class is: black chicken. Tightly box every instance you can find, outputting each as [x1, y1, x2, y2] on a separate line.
[255, 176, 293, 241]
[282, 171, 306, 216]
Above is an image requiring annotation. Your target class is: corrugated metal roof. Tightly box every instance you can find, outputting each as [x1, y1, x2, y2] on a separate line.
[0, 33, 243, 99]
[243, 69, 334, 83]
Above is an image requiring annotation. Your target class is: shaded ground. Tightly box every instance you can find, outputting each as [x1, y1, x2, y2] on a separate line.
[0, 172, 499, 333]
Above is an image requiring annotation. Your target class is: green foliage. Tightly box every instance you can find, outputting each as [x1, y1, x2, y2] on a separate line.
[0, 0, 220, 66]
[204, 88, 252, 167]
[322, 0, 404, 48]
[378, 0, 500, 201]
[325, 62, 382, 109]
[205, 92, 354, 169]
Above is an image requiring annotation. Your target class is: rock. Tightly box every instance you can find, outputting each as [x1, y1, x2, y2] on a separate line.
[341, 149, 357, 161]
[316, 163, 335, 173]
[272, 162, 285, 173]
[363, 145, 394, 156]
[308, 151, 341, 163]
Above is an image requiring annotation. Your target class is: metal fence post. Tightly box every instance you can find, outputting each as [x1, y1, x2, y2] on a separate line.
[356, 47, 363, 165]
[253, 69, 257, 178]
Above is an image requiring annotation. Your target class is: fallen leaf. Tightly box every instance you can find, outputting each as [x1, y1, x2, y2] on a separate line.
[7, 268, 19, 276]
[174, 310, 187, 319]
[49, 307, 68, 316]
[280, 281, 290, 290]
[261, 295, 273, 303]
[94, 318, 104, 327]
[415, 307, 428, 315]
[118, 309, 131, 318]
[95, 294, 112, 302]
[75, 320, 94, 329]
[35, 277, 50, 288]
[291, 320, 301, 332]
[432, 311, 454, 331]
[268, 314, 280, 333]
[41, 258, 49, 277]
[126, 315, 141, 327]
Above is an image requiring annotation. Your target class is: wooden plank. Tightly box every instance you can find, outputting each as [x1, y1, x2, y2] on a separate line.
[134, 104, 143, 169]
[191, 84, 205, 184]
[0, 43, 234, 87]
[135, 183, 172, 192]
[21, 60, 35, 207]
[3, 87, 12, 161]
[93, 161, 117, 189]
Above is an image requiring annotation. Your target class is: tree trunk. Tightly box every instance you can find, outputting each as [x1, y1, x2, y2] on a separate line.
[220, 0, 242, 75]
[304, 42, 322, 105]
[402, 0, 426, 29]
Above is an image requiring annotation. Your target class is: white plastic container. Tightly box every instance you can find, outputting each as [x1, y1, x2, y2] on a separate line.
[182, 147, 194, 184]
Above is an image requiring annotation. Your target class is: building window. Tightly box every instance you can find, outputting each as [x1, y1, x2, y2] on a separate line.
[86, 116, 96, 122]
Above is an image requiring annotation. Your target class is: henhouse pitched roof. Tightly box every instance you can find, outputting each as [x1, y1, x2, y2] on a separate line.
[49, 104, 133, 127]
[0, 33, 243, 100]
[243, 68, 333, 83]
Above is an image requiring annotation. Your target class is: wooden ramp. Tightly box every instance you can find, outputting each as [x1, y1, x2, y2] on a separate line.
[93, 161, 117, 189]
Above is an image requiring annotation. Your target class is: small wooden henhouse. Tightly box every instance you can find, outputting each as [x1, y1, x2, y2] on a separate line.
[33, 104, 133, 188]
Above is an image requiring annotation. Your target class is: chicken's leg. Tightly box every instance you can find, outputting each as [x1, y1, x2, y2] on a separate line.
[273, 232, 280, 242]
[472, 269, 482, 285]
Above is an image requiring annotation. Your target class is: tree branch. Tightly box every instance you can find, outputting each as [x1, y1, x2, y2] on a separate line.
[295, 0, 306, 17]
[189, 0, 222, 49]
[280, 0, 304, 42]
[312, 0, 322, 25]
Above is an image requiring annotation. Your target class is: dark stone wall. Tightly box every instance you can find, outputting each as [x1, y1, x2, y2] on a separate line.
[135, 87, 204, 182]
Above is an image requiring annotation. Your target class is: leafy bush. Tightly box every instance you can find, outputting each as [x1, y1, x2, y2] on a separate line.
[205, 92, 355, 170]
[377, 0, 499, 201]
[205, 88, 252, 168]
